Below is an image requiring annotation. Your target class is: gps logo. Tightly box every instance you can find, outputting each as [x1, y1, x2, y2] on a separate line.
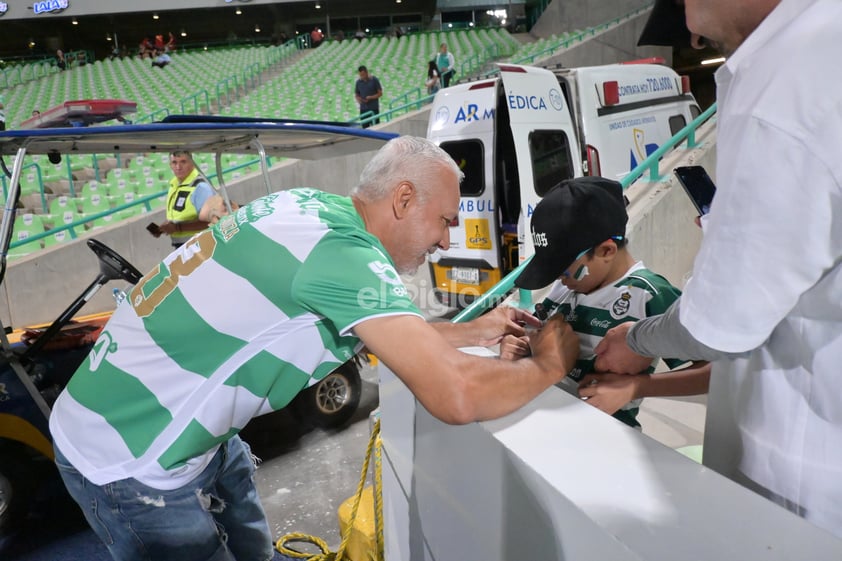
[549, 88, 564, 111]
[435, 106, 450, 125]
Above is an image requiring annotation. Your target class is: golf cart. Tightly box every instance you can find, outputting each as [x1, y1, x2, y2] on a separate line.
[0, 112, 397, 541]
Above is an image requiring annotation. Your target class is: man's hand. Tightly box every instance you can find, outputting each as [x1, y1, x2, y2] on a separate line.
[577, 372, 644, 415]
[157, 221, 178, 236]
[472, 306, 541, 346]
[499, 334, 530, 361]
[528, 314, 579, 379]
[593, 322, 654, 374]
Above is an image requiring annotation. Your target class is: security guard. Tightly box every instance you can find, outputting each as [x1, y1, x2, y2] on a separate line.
[152, 151, 214, 247]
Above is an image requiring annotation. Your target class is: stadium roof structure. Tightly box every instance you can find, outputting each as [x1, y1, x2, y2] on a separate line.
[0, 0, 439, 57]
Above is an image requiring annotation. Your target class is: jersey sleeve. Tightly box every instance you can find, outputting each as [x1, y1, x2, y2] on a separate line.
[628, 271, 686, 369]
[292, 230, 422, 335]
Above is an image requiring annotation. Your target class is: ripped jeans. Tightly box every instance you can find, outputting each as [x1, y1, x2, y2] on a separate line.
[54, 436, 274, 561]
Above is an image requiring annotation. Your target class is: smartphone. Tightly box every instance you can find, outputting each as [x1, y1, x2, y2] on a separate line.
[146, 222, 161, 235]
[674, 166, 717, 216]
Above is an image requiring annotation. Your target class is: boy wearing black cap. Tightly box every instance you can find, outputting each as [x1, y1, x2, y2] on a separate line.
[501, 177, 709, 428]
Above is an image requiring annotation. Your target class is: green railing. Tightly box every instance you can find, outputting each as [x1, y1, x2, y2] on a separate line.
[180, 89, 211, 115]
[355, 91, 437, 127]
[453, 102, 717, 323]
[215, 76, 240, 108]
[135, 108, 171, 124]
[620, 103, 717, 188]
[242, 62, 262, 90]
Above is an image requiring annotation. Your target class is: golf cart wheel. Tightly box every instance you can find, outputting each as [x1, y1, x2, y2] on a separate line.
[292, 361, 362, 429]
[0, 449, 34, 540]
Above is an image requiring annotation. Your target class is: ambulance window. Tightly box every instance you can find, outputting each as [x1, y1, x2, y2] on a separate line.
[669, 115, 687, 136]
[439, 140, 484, 196]
[528, 130, 574, 197]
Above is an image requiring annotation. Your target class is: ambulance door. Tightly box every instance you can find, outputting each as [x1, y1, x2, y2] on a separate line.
[426, 80, 499, 308]
[498, 64, 582, 268]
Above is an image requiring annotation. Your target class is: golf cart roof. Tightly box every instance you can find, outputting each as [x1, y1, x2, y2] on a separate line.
[0, 115, 397, 159]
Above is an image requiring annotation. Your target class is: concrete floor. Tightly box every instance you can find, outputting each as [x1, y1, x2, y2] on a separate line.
[242, 363, 381, 551]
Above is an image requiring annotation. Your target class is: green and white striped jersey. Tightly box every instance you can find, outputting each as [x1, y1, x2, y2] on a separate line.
[50, 189, 422, 489]
[541, 262, 685, 418]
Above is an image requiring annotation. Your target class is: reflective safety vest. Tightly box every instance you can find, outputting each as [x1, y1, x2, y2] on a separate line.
[166, 169, 206, 241]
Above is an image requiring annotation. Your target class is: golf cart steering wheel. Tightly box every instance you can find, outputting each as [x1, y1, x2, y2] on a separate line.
[87, 239, 143, 285]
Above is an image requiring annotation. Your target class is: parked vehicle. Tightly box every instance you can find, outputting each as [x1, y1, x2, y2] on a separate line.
[426, 61, 701, 307]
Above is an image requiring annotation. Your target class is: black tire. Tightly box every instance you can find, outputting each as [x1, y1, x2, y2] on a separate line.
[291, 360, 362, 429]
[0, 449, 34, 540]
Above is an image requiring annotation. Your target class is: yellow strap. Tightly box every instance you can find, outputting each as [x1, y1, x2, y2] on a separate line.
[275, 418, 383, 561]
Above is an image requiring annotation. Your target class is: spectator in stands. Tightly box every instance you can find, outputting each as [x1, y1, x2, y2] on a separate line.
[595, 0, 842, 540]
[165, 31, 176, 52]
[354, 28, 366, 41]
[150, 150, 213, 248]
[435, 42, 455, 87]
[310, 27, 324, 48]
[31, 110, 40, 118]
[354, 65, 383, 128]
[50, 136, 578, 561]
[154, 33, 166, 51]
[139, 37, 153, 59]
[55, 49, 67, 71]
[151, 49, 172, 68]
[425, 59, 440, 96]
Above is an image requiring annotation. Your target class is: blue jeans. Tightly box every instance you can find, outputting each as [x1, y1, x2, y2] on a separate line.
[55, 435, 274, 561]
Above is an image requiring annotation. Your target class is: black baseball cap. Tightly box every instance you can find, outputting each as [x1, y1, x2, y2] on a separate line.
[637, 0, 691, 47]
[515, 177, 628, 290]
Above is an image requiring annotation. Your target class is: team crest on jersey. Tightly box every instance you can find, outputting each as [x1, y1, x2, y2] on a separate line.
[611, 292, 632, 319]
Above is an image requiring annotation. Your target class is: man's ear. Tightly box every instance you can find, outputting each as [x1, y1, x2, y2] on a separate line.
[393, 181, 414, 218]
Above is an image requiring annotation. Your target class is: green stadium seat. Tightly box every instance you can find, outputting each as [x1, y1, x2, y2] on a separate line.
[43, 229, 72, 248]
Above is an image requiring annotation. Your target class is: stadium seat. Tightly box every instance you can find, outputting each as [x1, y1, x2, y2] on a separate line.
[43, 229, 72, 248]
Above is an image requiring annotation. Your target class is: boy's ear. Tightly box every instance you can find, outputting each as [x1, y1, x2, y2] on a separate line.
[596, 239, 619, 259]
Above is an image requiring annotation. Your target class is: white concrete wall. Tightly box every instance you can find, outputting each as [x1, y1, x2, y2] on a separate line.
[532, 4, 673, 68]
[379, 357, 842, 560]
[624, 118, 717, 289]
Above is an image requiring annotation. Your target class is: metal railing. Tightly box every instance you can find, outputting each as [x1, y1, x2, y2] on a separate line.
[180, 90, 211, 115]
[6, 156, 268, 255]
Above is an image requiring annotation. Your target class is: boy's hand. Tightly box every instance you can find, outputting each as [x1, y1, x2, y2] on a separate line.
[578, 372, 644, 415]
[528, 315, 579, 378]
[499, 334, 530, 361]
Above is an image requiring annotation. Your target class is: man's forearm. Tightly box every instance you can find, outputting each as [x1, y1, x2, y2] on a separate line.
[627, 299, 740, 362]
[173, 219, 210, 232]
[430, 321, 478, 348]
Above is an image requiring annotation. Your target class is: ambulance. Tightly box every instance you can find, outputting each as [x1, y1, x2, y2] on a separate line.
[427, 61, 701, 307]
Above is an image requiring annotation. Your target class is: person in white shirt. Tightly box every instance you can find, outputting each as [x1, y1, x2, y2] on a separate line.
[594, 0, 842, 540]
